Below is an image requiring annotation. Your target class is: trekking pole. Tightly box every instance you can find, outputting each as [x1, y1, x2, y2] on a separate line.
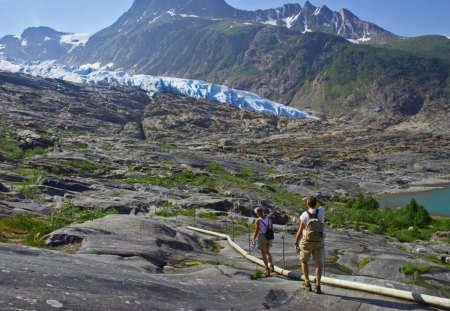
[282, 233, 285, 269]
[323, 233, 326, 277]
[193, 206, 196, 226]
[232, 217, 235, 241]
[247, 223, 251, 254]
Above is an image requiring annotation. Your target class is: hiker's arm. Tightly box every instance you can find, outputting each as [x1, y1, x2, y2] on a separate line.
[294, 222, 305, 251]
[252, 219, 260, 242]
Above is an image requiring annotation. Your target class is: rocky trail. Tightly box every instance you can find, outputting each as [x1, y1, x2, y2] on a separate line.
[0, 215, 445, 310]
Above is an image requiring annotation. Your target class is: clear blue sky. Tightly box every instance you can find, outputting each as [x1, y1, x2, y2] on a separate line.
[0, 0, 449, 38]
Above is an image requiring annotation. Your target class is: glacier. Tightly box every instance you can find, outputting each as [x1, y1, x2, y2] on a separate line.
[0, 58, 319, 120]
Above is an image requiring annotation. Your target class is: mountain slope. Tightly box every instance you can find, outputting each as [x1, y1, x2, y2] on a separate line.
[2, 0, 448, 128]
[0, 27, 89, 61]
[63, 14, 449, 126]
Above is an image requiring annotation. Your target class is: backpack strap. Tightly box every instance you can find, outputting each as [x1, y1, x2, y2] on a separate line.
[306, 210, 318, 219]
[260, 217, 270, 228]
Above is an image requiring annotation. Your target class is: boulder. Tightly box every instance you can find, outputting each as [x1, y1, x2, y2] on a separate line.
[17, 130, 54, 149]
[39, 177, 91, 192]
[0, 182, 9, 192]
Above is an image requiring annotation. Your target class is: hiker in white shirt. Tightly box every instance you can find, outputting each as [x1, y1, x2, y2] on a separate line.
[294, 195, 325, 294]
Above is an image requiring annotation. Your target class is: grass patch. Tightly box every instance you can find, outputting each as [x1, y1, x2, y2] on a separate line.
[65, 142, 89, 151]
[0, 203, 118, 248]
[357, 258, 374, 269]
[155, 210, 176, 218]
[406, 279, 432, 289]
[400, 264, 432, 276]
[425, 255, 450, 268]
[252, 268, 264, 279]
[336, 264, 353, 275]
[198, 212, 218, 220]
[184, 260, 205, 266]
[65, 160, 102, 171]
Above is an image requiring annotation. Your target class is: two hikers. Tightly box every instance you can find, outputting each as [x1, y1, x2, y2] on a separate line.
[294, 195, 325, 294]
[251, 195, 325, 291]
[252, 207, 274, 276]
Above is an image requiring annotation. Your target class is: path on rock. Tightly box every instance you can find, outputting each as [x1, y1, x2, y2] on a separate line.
[0, 215, 441, 310]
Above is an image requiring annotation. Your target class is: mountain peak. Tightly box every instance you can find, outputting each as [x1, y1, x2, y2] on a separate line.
[130, 0, 235, 17]
[303, 1, 316, 11]
[21, 26, 67, 40]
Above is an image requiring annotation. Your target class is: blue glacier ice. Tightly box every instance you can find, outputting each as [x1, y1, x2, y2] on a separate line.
[0, 58, 319, 120]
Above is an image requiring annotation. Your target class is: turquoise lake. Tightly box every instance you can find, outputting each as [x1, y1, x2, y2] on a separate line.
[376, 184, 450, 217]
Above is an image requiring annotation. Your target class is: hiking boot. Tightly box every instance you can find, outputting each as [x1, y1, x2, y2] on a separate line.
[269, 263, 275, 273]
[264, 268, 271, 277]
[316, 285, 322, 294]
[302, 282, 312, 292]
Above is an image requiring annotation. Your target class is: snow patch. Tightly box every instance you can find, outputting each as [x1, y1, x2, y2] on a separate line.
[242, 22, 253, 25]
[137, 11, 147, 22]
[313, 7, 321, 16]
[149, 15, 162, 24]
[283, 13, 300, 29]
[302, 27, 312, 34]
[0, 44, 5, 50]
[44, 36, 52, 41]
[262, 18, 277, 26]
[167, 9, 176, 16]
[21, 39, 28, 46]
[80, 62, 101, 70]
[347, 35, 372, 44]
[179, 14, 199, 18]
[0, 58, 319, 120]
[60, 33, 91, 51]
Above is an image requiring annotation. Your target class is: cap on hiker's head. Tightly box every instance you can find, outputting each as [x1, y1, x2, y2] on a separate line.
[306, 195, 317, 208]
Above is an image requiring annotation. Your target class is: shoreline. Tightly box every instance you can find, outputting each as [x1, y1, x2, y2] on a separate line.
[378, 175, 450, 195]
[374, 175, 450, 218]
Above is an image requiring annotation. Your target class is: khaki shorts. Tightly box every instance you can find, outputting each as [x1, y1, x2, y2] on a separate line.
[300, 241, 324, 266]
[256, 233, 272, 251]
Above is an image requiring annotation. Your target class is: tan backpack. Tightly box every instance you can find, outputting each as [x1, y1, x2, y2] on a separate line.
[304, 210, 324, 242]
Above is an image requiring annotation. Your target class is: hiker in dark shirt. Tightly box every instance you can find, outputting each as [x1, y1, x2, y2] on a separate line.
[252, 207, 274, 276]
[294, 195, 325, 293]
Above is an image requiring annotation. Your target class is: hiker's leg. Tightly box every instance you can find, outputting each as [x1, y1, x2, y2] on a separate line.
[261, 248, 271, 276]
[261, 249, 269, 269]
[301, 261, 309, 283]
[313, 245, 324, 285]
[316, 265, 322, 284]
[267, 250, 273, 265]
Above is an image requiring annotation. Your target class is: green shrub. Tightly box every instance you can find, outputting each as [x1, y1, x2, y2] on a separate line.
[400, 264, 432, 275]
[396, 199, 431, 228]
[346, 193, 379, 210]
